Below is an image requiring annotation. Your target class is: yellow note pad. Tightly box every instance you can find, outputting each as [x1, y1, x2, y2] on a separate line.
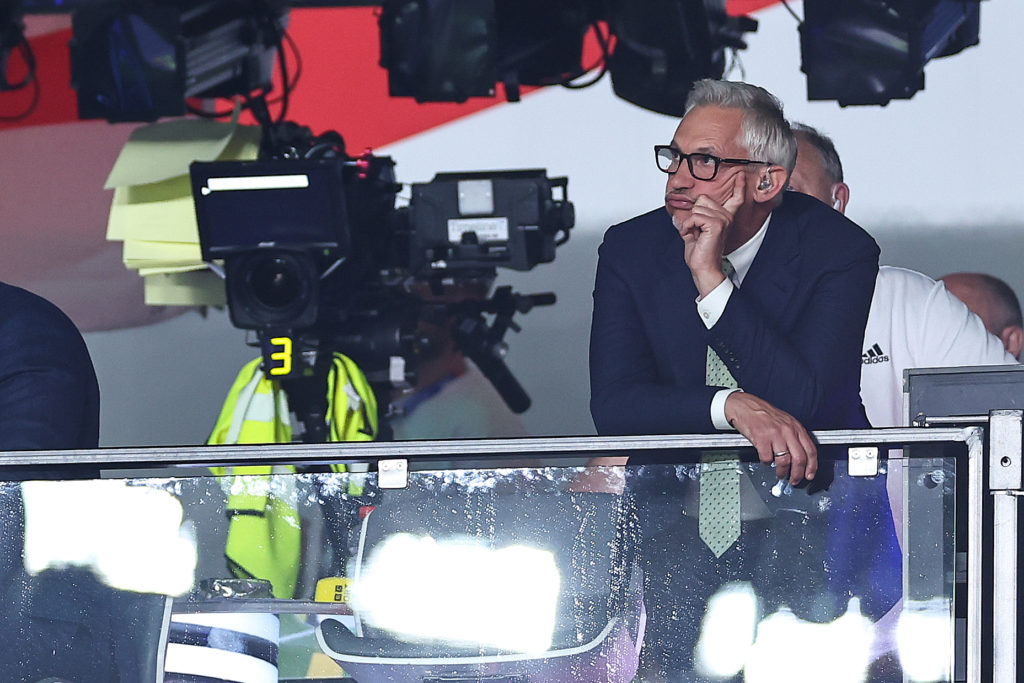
[143, 270, 226, 307]
[107, 188, 200, 244]
[105, 119, 260, 188]
[122, 239, 202, 268]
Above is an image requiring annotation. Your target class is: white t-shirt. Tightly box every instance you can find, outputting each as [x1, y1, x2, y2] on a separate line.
[390, 362, 529, 440]
[860, 266, 1016, 427]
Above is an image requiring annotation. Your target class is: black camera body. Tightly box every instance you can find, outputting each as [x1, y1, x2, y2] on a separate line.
[190, 132, 572, 421]
[191, 156, 572, 335]
[191, 157, 352, 331]
[409, 170, 573, 275]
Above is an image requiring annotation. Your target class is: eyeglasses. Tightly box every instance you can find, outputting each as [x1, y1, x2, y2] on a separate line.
[654, 145, 771, 181]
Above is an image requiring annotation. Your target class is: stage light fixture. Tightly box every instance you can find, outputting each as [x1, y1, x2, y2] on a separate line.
[494, 0, 592, 100]
[378, 0, 498, 103]
[70, 0, 288, 122]
[606, 0, 757, 117]
[379, 0, 597, 104]
[800, 0, 982, 106]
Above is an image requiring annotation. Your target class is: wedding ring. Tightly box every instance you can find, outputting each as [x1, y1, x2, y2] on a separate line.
[773, 450, 790, 458]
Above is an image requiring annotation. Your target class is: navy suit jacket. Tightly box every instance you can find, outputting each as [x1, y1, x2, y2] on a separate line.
[589, 193, 901, 622]
[590, 191, 878, 436]
[0, 282, 99, 451]
[0, 287, 163, 682]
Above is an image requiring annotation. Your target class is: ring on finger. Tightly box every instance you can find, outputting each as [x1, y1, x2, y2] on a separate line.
[773, 450, 790, 458]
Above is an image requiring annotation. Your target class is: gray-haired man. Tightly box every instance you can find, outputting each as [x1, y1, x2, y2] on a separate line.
[589, 81, 900, 679]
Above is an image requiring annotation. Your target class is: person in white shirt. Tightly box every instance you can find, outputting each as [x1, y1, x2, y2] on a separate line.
[940, 272, 1023, 361]
[788, 123, 1016, 428]
[389, 280, 528, 441]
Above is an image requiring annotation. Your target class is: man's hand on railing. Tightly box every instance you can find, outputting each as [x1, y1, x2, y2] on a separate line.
[724, 392, 818, 485]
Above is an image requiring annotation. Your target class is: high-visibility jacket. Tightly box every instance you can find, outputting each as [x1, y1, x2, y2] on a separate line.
[208, 353, 377, 598]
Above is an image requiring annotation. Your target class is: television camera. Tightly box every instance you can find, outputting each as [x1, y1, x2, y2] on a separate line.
[190, 121, 574, 441]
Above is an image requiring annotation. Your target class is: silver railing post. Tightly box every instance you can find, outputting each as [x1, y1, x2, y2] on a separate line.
[988, 409, 1023, 683]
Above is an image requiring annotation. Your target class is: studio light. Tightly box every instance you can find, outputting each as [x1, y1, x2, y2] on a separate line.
[378, 0, 595, 104]
[70, 0, 288, 122]
[800, 0, 982, 106]
[378, 0, 498, 103]
[494, 0, 593, 101]
[607, 0, 757, 117]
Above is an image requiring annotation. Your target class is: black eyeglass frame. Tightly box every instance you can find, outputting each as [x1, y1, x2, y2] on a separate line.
[653, 145, 772, 181]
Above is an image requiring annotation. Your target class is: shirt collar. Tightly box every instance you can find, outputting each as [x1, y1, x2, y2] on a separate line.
[724, 213, 771, 286]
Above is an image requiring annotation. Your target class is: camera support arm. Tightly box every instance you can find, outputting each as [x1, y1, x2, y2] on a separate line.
[450, 286, 555, 414]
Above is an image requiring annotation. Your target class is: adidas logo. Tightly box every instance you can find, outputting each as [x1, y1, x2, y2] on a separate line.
[862, 343, 890, 365]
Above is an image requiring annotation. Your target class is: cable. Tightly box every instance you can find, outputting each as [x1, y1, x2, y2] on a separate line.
[562, 21, 611, 90]
[723, 47, 746, 82]
[184, 20, 301, 121]
[779, 0, 803, 24]
[276, 31, 303, 103]
[0, 38, 39, 121]
[272, 31, 289, 122]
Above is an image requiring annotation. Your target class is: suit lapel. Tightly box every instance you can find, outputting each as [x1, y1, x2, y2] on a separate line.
[742, 208, 801, 327]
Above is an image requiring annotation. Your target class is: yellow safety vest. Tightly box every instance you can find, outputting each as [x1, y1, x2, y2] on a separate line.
[208, 353, 377, 598]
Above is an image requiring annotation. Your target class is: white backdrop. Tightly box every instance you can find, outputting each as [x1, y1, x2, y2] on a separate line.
[15, 1, 1022, 446]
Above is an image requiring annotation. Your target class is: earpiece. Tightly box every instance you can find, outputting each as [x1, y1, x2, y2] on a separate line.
[758, 175, 772, 191]
[831, 190, 842, 210]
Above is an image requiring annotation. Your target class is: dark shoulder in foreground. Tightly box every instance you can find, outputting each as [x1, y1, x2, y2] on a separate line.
[0, 281, 100, 450]
[776, 190, 880, 260]
[0, 282, 85, 339]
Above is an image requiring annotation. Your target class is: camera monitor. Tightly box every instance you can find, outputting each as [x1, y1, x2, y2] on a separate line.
[190, 159, 351, 332]
[190, 158, 350, 261]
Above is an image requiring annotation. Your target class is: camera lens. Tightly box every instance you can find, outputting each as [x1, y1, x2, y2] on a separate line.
[247, 255, 305, 310]
[226, 250, 321, 330]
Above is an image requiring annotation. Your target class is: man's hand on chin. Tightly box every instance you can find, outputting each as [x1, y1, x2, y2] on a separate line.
[724, 391, 818, 485]
[678, 172, 746, 297]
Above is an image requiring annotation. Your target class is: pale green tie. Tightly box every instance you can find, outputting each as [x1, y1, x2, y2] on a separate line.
[699, 258, 741, 557]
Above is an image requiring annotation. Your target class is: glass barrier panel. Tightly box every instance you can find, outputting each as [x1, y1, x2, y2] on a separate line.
[0, 436, 968, 682]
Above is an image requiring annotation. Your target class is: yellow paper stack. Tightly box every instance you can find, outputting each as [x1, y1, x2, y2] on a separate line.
[105, 118, 262, 306]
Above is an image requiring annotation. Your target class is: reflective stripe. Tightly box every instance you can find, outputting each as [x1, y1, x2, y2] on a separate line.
[163, 644, 278, 683]
[168, 623, 279, 664]
[208, 352, 378, 598]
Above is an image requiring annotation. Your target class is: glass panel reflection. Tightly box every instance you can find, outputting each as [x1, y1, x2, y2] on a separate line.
[0, 449, 958, 682]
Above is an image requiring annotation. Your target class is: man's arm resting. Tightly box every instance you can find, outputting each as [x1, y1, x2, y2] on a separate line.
[590, 240, 719, 435]
[724, 391, 818, 484]
[710, 254, 878, 427]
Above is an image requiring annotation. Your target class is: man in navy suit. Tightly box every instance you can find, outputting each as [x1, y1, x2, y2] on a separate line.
[0, 282, 143, 682]
[589, 81, 899, 678]
[591, 81, 877, 477]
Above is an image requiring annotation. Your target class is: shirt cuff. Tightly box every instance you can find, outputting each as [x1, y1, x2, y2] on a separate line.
[696, 277, 734, 329]
[711, 388, 742, 431]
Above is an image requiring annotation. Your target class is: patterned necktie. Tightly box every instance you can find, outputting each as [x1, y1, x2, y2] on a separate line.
[699, 258, 741, 557]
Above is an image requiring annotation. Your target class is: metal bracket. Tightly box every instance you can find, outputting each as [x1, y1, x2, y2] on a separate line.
[848, 446, 879, 477]
[378, 458, 409, 489]
[989, 410, 1023, 492]
[914, 413, 990, 427]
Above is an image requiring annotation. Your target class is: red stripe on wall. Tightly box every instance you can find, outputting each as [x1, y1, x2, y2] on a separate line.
[727, 0, 784, 16]
[0, 28, 77, 129]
